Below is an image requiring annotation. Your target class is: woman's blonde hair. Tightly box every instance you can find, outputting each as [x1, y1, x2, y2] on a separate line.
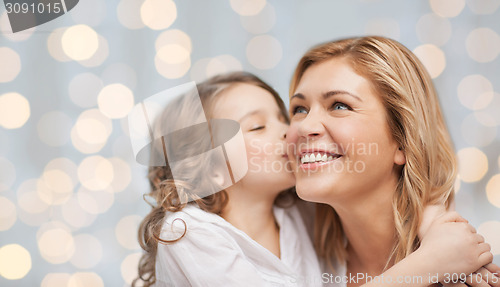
[134, 71, 291, 287]
[290, 36, 457, 269]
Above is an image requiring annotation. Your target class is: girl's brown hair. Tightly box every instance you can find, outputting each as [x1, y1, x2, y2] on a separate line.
[133, 71, 290, 287]
[290, 36, 457, 270]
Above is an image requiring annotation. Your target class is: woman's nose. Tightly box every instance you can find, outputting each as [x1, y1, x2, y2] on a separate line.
[298, 112, 324, 139]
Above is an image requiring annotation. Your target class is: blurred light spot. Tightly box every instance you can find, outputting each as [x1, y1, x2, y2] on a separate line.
[230, 0, 266, 16]
[0, 197, 16, 231]
[78, 156, 114, 191]
[46, 158, 78, 184]
[156, 29, 192, 53]
[70, 234, 103, 269]
[474, 110, 497, 127]
[141, 0, 177, 30]
[240, 2, 276, 34]
[466, 28, 500, 63]
[117, 0, 145, 29]
[0, 92, 30, 129]
[246, 35, 282, 70]
[0, 157, 15, 192]
[457, 74, 494, 110]
[68, 272, 104, 287]
[155, 48, 191, 79]
[364, 18, 400, 40]
[79, 35, 109, 68]
[71, 109, 112, 154]
[41, 273, 70, 287]
[413, 44, 446, 78]
[70, 0, 106, 27]
[0, 12, 35, 42]
[461, 113, 496, 147]
[69, 73, 102, 108]
[0, 47, 21, 83]
[474, 92, 500, 126]
[0, 244, 31, 280]
[416, 13, 452, 46]
[207, 55, 243, 78]
[454, 175, 461, 193]
[466, 0, 500, 14]
[478, 221, 500, 255]
[0, 130, 8, 156]
[62, 25, 99, 61]
[101, 63, 138, 90]
[121, 252, 142, 285]
[38, 169, 74, 205]
[115, 215, 142, 250]
[61, 196, 97, 228]
[486, 174, 500, 208]
[37, 111, 73, 147]
[17, 206, 50, 227]
[457, 147, 488, 183]
[37, 226, 75, 264]
[47, 27, 71, 62]
[430, 0, 466, 17]
[98, 84, 135, 119]
[190, 58, 213, 82]
[108, 157, 132, 193]
[77, 186, 114, 214]
[17, 179, 49, 214]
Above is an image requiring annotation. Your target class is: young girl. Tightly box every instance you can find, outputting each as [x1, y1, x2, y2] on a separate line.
[133, 72, 495, 287]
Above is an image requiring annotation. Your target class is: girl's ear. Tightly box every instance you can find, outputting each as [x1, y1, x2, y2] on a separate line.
[394, 147, 406, 165]
[211, 169, 226, 187]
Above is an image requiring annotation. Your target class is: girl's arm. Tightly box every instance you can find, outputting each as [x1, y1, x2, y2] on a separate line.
[361, 211, 498, 287]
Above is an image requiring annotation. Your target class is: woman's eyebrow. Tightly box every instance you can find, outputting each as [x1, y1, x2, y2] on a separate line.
[324, 90, 363, 102]
[290, 93, 305, 101]
[291, 91, 363, 102]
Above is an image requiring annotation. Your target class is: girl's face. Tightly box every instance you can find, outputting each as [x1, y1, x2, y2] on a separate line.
[286, 57, 405, 205]
[212, 83, 294, 197]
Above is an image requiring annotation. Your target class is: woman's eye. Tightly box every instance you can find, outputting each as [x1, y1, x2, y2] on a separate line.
[292, 106, 308, 115]
[332, 102, 351, 110]
[249, 125, 265, 131]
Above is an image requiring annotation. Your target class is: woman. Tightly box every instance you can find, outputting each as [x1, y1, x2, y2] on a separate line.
[286, 36, 499, 286]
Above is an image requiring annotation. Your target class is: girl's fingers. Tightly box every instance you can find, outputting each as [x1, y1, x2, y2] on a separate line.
[485, 263, 500, 274]
[478, 251, 495, 269]
[475, 234, 485, 244]
[464, 271, 490, 287]
[475, 267, 500, 287]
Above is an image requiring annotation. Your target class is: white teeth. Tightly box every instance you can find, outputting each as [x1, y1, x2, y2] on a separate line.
[300, 152, 339, 164]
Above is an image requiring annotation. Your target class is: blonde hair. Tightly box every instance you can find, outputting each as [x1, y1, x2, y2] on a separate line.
[134, 71, 292, 287]
[290, 36, 457, 269]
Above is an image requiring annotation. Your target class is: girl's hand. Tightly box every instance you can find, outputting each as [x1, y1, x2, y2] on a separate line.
[417, 211, 494, 282]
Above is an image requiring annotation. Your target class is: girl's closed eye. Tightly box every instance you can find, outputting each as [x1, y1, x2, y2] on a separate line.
[249, 125, 265, 131]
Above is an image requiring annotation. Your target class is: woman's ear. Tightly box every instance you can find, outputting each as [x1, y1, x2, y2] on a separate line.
[394, 146, 406, 165]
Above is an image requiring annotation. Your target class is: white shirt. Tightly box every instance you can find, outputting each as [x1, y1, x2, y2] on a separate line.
[155, 203, 323, 287]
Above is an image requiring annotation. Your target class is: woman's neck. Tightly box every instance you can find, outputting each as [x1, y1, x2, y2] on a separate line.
[221, 189, 281, 258]
[330, 185, 397, 280]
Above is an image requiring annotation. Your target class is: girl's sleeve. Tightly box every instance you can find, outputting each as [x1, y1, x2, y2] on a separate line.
[155, 224, 266, 287]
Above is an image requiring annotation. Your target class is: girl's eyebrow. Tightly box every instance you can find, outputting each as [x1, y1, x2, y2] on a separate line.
[238, 110, 264, 122]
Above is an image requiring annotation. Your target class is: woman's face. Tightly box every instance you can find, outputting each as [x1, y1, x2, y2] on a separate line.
[286, 57, 405, 205]
[213, 83, 294, 196]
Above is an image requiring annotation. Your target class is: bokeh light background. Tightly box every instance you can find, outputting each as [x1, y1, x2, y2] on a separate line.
[1, 0, 499, 285]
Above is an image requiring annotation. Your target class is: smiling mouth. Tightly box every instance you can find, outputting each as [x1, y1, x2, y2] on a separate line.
[300, 152, 342, 164]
